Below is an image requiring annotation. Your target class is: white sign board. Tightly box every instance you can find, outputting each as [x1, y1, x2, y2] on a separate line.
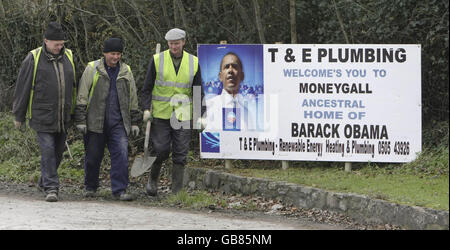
[199, 44, 421, 163]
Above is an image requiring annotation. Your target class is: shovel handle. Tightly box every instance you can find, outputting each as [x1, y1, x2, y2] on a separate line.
[143, 120, 151, 158]
[143, 43, 160, 159]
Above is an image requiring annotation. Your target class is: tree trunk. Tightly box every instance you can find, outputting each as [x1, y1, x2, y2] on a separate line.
[290, 0, 297, 44]
[175, 0, 188, 30]
[252, 0, 265, 43]
[160, 0, 171, 28]
[173, 0, 179, 27]
[0, 0, 13, 59]
[74, 0, 91, 63]
[332, 0, 350, 44]
[0, 0, 5, 19]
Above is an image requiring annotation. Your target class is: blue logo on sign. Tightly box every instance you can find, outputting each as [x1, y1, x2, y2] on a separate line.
[223, 107, 241, 131]
[201, 132, 220, 153]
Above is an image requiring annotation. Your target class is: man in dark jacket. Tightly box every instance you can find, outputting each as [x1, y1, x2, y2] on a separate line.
[74, 38, 140, 201]
[12, 22, 76, 202]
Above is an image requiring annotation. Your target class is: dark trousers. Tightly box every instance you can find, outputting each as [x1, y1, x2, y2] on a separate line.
[83, 123, 129, 195]
[37, 132, 66, 193]
[150, 118, 191, 166]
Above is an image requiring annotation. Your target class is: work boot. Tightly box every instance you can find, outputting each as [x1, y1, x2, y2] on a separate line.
[114, 191, 134, 201]
[171, 164, 185, 194]
[146, 162, 162, 196]
[45, 190, 58, 202]
[84, 190, 96, 198]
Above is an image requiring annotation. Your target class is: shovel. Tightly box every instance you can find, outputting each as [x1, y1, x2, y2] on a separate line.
[130, 120, 157, 177]
[130, 43, 160, 178]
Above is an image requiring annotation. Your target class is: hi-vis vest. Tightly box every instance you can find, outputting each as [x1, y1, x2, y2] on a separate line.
[86, 59, 132, 111]
[26, 47, 76, 119]
[152, 50, 198, 121]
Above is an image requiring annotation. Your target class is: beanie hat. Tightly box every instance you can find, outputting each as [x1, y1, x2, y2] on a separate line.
[44, 22, 65, 40]
[103, 38, 123, 53]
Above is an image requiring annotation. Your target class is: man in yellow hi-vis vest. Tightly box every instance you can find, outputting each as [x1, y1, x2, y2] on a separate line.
[141, 28, 203, 196]
[12, 22, 76, 202]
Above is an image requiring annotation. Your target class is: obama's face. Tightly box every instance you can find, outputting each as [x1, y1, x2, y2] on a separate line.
[219, 53, 244, 96]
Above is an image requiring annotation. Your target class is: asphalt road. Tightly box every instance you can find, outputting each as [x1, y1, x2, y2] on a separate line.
[0, 194, 345, 230]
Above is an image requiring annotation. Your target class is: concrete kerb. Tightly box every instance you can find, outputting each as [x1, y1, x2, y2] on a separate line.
[184, 167, 449, 230]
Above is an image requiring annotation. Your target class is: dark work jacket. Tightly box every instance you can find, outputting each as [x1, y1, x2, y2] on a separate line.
[13, 44, 75, 133]
[104, 61, 123, 127]
[74, 58, 140, 136]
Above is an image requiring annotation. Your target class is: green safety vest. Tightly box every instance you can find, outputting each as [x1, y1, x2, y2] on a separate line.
[86, 59, 132, 111]
[26, 47, 76, 119]
[152, 50, 198, 121]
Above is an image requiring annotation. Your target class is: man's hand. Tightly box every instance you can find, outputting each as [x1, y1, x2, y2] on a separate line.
[14, 120, 23, 130]
[76, 124, 87, 134]
[143, 109, 152, 122]
[131, 125, 140, 137]
[196, 117, 207, 130]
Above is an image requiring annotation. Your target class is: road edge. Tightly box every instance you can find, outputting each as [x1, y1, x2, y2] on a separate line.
[185, 167, 449, 230]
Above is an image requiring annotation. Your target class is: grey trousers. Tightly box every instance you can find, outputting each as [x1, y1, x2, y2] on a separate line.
[150, 118, 191, 166]
[36, 132, 66, 193]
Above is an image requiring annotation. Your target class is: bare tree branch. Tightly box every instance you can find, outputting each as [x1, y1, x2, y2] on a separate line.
[0, 0, 5, 19]
[290, 0, 297, 44]
[234, 0, 253, 31]
[121, 0, 164, 42]
[127, 0, 149, 42]
[252, 0, 266, 43]
[212, 0, 218, 14]
[111, 0, 130, 35]
[66, 3, 113, 27]
[175, 0, 188, 30]
[74, 0, 91, 63]
[111, 0, 143, 43]
[332, 0, 350, 44]
[173, 0, 179, 27]
[160, 0, 171, 28]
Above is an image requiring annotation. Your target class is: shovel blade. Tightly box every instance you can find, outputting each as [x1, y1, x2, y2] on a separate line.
[130, 156, 157, 177]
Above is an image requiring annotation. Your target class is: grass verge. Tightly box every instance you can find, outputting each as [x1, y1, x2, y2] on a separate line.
[166, 190, 226, 209]
[217, 164, 449, 211]
[1, 112, 448, 211]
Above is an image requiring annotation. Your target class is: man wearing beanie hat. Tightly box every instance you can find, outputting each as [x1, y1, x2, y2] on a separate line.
[13, 21, 77, 202]
[141, 28, 204, 196]
[75, 37, 140, 201]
